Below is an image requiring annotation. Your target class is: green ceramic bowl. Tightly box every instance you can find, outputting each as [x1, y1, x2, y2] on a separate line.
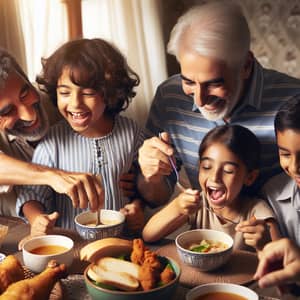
[84, 256, 181, 300]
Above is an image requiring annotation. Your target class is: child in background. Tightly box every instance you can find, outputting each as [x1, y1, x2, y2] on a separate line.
[143, 125, 281, 251]
[16, 38, 145, 233]
[262, 98, 300, 246]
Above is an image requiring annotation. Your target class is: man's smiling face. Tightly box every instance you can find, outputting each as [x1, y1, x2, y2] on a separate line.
[179, 51, 245, 121]
[0, 71, 47, 141]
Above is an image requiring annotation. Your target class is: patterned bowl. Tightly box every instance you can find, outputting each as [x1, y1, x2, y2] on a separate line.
[175, 229, 233, 271]
[74, 209, 125, 240]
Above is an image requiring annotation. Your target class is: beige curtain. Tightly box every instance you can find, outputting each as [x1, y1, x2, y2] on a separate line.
[0, 0, 27, 72]
[17, 0, 69, 81]
[82, 0, 168, 126]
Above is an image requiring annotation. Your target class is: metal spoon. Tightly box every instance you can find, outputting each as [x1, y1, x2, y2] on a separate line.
[159, 133, 186, 192]
[95, 210, 101, 226]
[204, 206, 239, 225]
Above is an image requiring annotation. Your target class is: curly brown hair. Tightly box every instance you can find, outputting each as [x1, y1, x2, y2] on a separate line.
[36, 38, 140, 116]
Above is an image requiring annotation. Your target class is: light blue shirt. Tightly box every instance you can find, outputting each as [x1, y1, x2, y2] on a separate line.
[146, 59, 300, 190]
[16, 116, 145, 229]
[262, 172, 300, 246]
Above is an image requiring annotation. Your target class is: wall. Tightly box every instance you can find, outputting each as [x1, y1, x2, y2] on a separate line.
[162, 0, 300, 78]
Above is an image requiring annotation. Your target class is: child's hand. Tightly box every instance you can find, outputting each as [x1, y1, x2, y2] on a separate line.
[30, 212, 59, 237]
[175, 189, 201, 215]
[236, 216, 272, 251]
[120, 199, 145, 234]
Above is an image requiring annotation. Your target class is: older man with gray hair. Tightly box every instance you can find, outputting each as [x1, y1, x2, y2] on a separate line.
[138, 0, 300, 204]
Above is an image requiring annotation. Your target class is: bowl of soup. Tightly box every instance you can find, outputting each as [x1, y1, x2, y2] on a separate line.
[22, 234, 74, 273]
[186, 283, 258, 300]
[175, 229, 233, 271]
[75, 209, 125, 240]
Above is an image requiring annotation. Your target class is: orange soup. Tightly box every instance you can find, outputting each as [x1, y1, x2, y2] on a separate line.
[196, 292, 247, 300]
[195, 292, 247, 300]
[30, 245, 68, 255]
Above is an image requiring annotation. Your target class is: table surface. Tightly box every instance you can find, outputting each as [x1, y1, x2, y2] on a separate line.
[0, 216, 296, 300]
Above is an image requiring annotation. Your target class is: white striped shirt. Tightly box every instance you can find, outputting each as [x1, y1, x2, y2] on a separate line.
[16, 115, 145, 229]
[146, 59, 300, 191]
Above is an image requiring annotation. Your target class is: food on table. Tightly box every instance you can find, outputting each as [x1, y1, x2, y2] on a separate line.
[29, 245, 68, 255]
[160, 264, 175, 285]
[139, 249, 162, 291]
[83, 238, 176, 292]
[88, 262, 140, 291]
[96, 257, 140, 279]
[131, 238, 147, 265]
[0, 260, 67, 300]
[0, 255, 24, 293]
[195, 291, 247, 300]
[80, 237, 133, 262]
[187, 239, 228, 253]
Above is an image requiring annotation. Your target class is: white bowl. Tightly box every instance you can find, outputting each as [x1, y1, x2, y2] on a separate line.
[22, 235, 74, 273]
[186, 283, 258, 300]
[175, 229, 233, 271]
[74, 209, 125, 240]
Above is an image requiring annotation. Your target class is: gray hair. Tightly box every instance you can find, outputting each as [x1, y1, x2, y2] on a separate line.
[0, 48, 29, 89]
[167, 0, 250, 69]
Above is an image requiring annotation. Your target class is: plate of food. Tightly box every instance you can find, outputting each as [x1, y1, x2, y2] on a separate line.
[156, 241, 258, 288]
[80, 237, 181, 300]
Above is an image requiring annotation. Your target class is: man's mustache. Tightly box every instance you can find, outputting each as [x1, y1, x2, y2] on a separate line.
[11, 102, 39, 130]
[191, 94, 224, 105]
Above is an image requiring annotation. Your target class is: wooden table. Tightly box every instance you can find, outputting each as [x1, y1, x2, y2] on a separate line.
[0, 216, 296, 300]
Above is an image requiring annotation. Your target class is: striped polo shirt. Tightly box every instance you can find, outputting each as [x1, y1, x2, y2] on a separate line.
[146, 59, 300, 190]
[16, 115, 145, 229]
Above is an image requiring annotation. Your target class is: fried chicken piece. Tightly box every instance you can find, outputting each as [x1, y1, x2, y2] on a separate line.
[138, 250, 162, 291]
[138, 264, 158, 291]
[143, 250, 162, 271]
[0, 255, 24, 293]
[130, 238, 147, 265]
[160, 265, 175, 284]
[0, 260, 67, 300]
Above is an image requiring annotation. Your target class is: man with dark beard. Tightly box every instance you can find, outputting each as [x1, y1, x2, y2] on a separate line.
[0, 48, 104, 216]
[138, 1, 300, 204]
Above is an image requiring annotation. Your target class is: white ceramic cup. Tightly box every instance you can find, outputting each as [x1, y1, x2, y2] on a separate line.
[22, 234, 74, 273]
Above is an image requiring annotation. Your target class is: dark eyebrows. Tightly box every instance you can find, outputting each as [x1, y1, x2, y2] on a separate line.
[180, 74, 225, 85]
[278, 145, 289, 152]
[0, 104, 12, 115]
[180, 74, 194, 82]
[200, 157, 212, 163]
[56, 84, 70, 89]
[200, 156, 239, 167]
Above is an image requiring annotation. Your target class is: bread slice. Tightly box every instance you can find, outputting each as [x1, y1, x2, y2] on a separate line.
[96, 257, 140, 279]
[88, 264, 139, 291]
[80, 238, 132, 262]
